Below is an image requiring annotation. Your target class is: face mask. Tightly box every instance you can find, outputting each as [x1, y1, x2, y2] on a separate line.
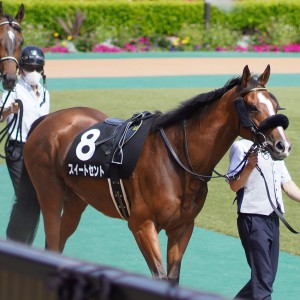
[23, 70, 42, 86]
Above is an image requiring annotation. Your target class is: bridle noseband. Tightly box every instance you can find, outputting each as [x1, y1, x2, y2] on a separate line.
[0, 20, 21, 67]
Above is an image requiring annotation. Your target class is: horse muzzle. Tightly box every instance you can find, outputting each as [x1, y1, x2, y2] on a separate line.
[263, 141, 291, 160]
[1, 73, 17, 91]
[256, 114, 291, 160]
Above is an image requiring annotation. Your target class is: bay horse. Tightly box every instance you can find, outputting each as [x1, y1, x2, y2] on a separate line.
[0, 2, 24, 91]
[21, 65, 291, 283]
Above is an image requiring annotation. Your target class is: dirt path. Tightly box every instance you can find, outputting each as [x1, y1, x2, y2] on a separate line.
[45, 57, 300, 78]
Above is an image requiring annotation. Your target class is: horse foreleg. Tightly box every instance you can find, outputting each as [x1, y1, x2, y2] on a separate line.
[129, 219, 167, 280]
[59, 190, 87, 252]
[166, 221, 194, 283]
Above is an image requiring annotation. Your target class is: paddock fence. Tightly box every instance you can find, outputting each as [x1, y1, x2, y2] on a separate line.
[0, 240, 229, 300]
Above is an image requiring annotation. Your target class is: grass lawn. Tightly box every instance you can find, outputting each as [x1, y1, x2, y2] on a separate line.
[1, 86, 300, 255]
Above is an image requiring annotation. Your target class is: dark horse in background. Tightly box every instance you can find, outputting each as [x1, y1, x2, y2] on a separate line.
[0, 1, 24, 91]
[19, 65, 291, 283]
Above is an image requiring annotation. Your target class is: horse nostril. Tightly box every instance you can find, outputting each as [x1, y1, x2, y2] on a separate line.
[3, 74, 17, 82]
[276, 141, 285, 152]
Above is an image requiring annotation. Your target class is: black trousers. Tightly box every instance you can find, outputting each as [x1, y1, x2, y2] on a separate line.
[5, 142, 23, 193]
[5, 142, 40, 245]
[235, 213, 279, 300]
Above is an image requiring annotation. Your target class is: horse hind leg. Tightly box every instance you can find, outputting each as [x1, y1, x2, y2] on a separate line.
[59, 189, 88, 252]
[32, 177, 66, 252]
[128, 218, 167, 280]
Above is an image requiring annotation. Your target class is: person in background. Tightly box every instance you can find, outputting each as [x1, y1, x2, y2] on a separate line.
[0, 45, 50, 244]
[227, 138, 300, 300]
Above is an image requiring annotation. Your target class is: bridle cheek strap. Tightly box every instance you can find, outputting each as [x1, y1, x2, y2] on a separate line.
[234, 97, 253, 129]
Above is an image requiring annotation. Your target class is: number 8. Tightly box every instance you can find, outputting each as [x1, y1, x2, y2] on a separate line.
[76, 129, 100, 161]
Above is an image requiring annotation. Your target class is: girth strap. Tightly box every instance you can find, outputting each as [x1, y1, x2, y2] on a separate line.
[108, 178, 130, 220]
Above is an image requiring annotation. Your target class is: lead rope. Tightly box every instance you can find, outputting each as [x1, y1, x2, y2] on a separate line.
[0, 99, 24, 161]
[0, 90, 11, 118]
[256, 164, 299, 234]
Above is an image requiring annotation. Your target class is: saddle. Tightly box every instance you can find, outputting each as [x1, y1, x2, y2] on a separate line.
[67, 111, 154, 179]
[66, 111, 155, 220]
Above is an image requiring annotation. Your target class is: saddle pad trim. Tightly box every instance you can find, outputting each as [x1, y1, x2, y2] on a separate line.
[108, 178, 130, 220]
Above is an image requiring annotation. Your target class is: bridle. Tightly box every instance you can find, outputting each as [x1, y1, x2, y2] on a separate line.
[235, 87, 289, 149]
[0, 20, 21, 67]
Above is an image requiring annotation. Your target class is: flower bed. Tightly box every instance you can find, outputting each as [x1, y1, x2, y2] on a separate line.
[43, 36, 300, 53]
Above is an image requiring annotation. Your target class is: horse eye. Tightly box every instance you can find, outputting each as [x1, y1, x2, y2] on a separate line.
[247, 104, 259, 113]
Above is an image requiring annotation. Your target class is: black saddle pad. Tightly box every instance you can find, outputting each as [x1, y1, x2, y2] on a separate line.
[66, 112, 154, 179]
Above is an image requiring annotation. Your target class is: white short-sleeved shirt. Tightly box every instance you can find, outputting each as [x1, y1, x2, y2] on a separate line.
[227, 139, 291, 215]
[0, 77, 50, 142]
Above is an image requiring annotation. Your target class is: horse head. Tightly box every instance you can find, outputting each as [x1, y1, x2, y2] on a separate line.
[0, 2, 24, 91]
[235, 65, 291, 160]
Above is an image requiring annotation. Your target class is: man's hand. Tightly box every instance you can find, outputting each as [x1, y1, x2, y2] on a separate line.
[10, 102, 19, 114]
[247, 151, 258, 170]
[230, 148, 258, 192]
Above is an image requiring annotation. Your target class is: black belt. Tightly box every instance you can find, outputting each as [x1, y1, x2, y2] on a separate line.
[268, 211, 279, 218]
[239, 211, 279, 219]
[8, 140, 25, 147]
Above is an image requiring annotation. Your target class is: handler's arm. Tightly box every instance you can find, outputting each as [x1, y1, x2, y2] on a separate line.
[282, 180, 300, 203]
[229, 152, 258, 192]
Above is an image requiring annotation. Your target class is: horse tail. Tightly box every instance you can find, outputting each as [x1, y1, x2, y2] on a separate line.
[6, 160, 40, 245]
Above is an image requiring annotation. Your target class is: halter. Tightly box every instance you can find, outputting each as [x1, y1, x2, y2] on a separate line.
[0, 20, 21, 67]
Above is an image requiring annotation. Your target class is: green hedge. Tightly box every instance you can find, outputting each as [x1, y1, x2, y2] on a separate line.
[6, 0, 300, 35]
[4, 0, 300, 51]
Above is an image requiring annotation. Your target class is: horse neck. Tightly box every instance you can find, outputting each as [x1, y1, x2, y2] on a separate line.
[185, 91, 239, 174]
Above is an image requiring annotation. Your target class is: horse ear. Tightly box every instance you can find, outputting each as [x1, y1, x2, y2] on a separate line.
[241, 65, 251, 89]
[15, 3, 25, 23]
[0, 2, 3, 19]
[257, 64, 270, 87]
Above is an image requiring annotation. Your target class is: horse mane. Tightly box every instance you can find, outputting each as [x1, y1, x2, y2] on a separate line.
[152, 75, 259, 130]
[268, 92, 285, 110]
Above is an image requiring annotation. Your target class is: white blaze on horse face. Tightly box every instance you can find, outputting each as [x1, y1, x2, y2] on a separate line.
[258, 92, 290, 155]
[8, 30, 15, 43]
[258, 92, 275, 115]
